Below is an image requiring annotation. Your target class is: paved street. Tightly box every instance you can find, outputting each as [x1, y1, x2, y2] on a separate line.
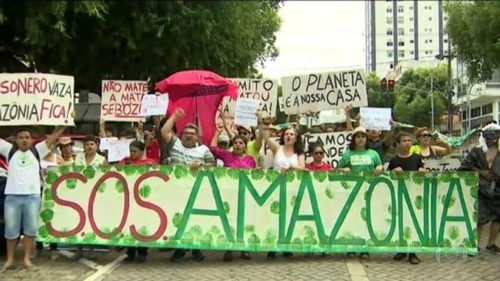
[1, 236, 498, 281]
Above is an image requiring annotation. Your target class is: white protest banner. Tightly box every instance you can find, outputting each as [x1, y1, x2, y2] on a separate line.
[278, 97, 285, 113]
[141, 94, 169, 116]
[259, 132, 352, 169]
[107, 139, 134, 162]
[0, 73, 75, 126]
[99, 137, 118, 151]
[222, 79, 278, 118]
[360, 107, 392, 131]
[234, 98, 260, 127]
[101, 80, 147, 122]
[281, 69, 367, 114]
[383, 158, 461, 172]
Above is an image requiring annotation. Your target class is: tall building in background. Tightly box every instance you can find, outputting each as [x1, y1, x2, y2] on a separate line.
[365, 0, 449, 77]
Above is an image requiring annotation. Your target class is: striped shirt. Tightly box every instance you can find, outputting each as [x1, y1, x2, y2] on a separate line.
[169, 137, 215, 166]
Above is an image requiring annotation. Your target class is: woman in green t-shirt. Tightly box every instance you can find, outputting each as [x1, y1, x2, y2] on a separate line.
[338, 126, 383, 258]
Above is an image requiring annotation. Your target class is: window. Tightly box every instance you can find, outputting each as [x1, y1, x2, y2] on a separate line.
[398, 17, 404, 24]
[428, 5, 432, 10]
[429, 28, 433, 32]
[409, 28, 414, 32]
[387, 51, 393, 58]
[444, 39, 449, 43]
[444, 16, 448, 21]
[471, 107, 481, 118]
[398, 50, 405, 58]
[425, 28, 428, 32]
[429, 39, 433, 43]
[397, 5, 404, 13]
[387, 8, 392, 13]
[398, 28, 404, 35]
[410, 6, 413, 10]
[398, 41, 405, 46]
[462, 111, 467, 120]
[482, 104, 493, 115]
[425, 39, 428, 43]
[425, 51, 429, 55]
[410, 51, 414, 55]
[387, 17, 393, 24]
[424, 6, 428, 10]
[387, 29, 393, 35]
[429, 17, 432, 21]
[409, 39, 414, 44]
[387, 41, 394, 47]
[444, 50, 448, 55]
[429, 50, 433, 54]
[410, 17, 414, 21]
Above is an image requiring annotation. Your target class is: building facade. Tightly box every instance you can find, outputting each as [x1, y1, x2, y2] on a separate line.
[365, 0, 449, 78]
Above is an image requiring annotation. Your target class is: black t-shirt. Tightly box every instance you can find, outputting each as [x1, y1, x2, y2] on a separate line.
[387, 154, 424, 171]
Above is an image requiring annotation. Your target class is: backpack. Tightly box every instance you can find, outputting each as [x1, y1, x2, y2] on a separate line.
[7, 146, 43, 186]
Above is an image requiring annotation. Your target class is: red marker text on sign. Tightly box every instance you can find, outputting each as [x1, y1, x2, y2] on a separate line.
[0, 77, 48, 95]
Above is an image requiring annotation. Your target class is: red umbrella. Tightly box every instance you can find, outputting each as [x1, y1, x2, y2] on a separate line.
[155, 70, 238, 145]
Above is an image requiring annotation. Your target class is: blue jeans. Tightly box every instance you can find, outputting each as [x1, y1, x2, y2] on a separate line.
[4, 195, 41, 239]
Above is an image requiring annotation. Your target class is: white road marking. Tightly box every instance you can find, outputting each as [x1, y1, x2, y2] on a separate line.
[346, 259, 370, 281]
[58, 250, 103, 271]
[83, 254, 127, 281]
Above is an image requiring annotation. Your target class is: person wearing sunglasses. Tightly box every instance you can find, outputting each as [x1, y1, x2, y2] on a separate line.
[305, 142, 332, 171]
[411, 127, 452, 160]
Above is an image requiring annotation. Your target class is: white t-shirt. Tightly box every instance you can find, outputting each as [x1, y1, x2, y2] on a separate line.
[0, 139, 50, 195]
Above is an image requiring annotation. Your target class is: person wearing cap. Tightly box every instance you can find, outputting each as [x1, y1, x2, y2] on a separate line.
[215, 134, 230, 166]
[58, 136, 75, 165]
[338, 126, 383, 259]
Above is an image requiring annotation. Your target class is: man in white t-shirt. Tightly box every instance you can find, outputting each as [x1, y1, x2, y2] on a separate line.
[0, 126, 65, 272]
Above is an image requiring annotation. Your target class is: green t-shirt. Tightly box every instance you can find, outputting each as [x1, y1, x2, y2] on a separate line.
[338, 149, 382, 173]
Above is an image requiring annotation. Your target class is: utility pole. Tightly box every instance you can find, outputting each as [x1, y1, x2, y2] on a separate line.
[431, 76, 435, 132]
[447, 41, 453, 135]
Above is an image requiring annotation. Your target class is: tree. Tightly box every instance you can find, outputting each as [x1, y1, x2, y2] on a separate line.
[445, 2, 500, 81]
[0, 1, 282, 91]
[367, 64, 450, 128]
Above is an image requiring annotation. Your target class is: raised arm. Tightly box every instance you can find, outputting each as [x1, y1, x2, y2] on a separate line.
[160, 108, 185, 143]
[211, 126, 222, 147]
[45, 126, 66, 148]
[135, 121, 144, 142]
[99, 119, 107, 137]
[221, 114, 236, 139]
[344, 104, 353, 131]
[196, 113, 203, 144]
[258, 114, 279, 155]
[432, 137, 452, 157]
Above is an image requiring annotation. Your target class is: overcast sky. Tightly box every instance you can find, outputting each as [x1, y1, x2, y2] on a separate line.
[259, 1, 366, 79]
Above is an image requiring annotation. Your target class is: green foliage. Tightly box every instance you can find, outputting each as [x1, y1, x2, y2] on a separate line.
[265, 170, 280, 183]
[441, 195, 456, 209]
[83, 233, 97, 243]
[201, 232, 213, 244]
[139, 184, 152, 198]
[40, 209, 54, 223]
[58, 166, 70, 174]
[341, 181, 351, 190]
[286, 171, 295, 182]
[244, 225, 255, 233]
[124, 166, 136, 176]
[411, 173, 425, 185]
[174, 166, 189, 179]
[263, 229, 277, 245]
[247, 233, 261, 246]
[115, 181, 124, 193]
[136, 165, 150, 175]
[160, 166, 174, 176]
[45, 171, 59, 185]
[100, 165, 112, 173]
[82, 167, 96, 179]
[270, 200, 280, 214]
[403, 226, 412, 240]
[138, 226, 149, 236]
[43, 201, 55, 210]
[223, 201, 230, 214]
[74, 166, 84, 173]
[414, 196, 423, 210]
[313, 172, 327, 182]
[43, 188, 53, 201]
[213, 167, 226, 179]
[469, 184, 478, 199]
[98, 182, 106, 193]
[250, 169, 265, 180]
[227, 169, 240, 180]
[448, 226, 460, 240]
[172, 213, 183, 228]
[325, 187, 333, 199]
[209, 225, 221, 235]
[65, 178, 77, 189]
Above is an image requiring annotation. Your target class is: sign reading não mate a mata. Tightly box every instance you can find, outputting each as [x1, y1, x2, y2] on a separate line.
[38, 166, 478, 254]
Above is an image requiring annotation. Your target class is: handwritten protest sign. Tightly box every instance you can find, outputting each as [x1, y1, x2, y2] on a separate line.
[101, 80, 147, 122]
[221, 79, 278, 118]
[281, 69, 368, 114]
[0, 73, 75, 126]
[383, 158, 461, 172]
[234, 98, 260, 126]
[259, 132, 351, 168]
[360, 107, 392, 131]
[278, 97, 285, 113]
[99, 137, 118, 151]
[107, 139, 134, 162]
[141, 94, 169, 116]
[39, 166, 478, 254]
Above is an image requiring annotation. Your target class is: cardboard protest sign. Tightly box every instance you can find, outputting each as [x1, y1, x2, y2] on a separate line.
[222, 79, 278, 118]
[39, 166, 478, 254]
[0, 73, 75, 126]
[259, 132, 351, 169]
[281, 69, 368, 114]
[101, 80, 148, 122]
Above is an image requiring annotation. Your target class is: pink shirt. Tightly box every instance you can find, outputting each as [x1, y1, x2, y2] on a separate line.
[210, 147, 256, 169]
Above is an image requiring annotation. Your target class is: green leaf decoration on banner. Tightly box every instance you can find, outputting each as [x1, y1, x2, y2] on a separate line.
[441, 195, 456, 209]
[64, 234, 78, 244]
[295, 170, 305, 180]
[173, 166, 188, 179]
[250, 169, 265, 180]
[45, 171, 59, 185]
[38, 225, 50, 239]
[303, 236, 318, 245]
[265, 170, 279, 183]
[414, 196, 423, 210]
[325, 187, 333, 199]
[462, 238, 476, 248]
[464, 174, 478, 188]
[313, 172, 327, 182]
[244, 225, 255, 233]
[270, 200, 280, 214]
[213, 167, 226, 179]
[124, 166, 136, 176]
[98, 182, 107, 193]
[290, 195, 296, 206]
[201, 232, 213, 244]
[411, 173, 425, 184]
[123, 234, 136, 245]
[230, 226, 236, 238]
[360, 207, 366, 222]
[109, 231, 122, 243]
[410, 241, 421, 247]
[227, 169, 240, 180]
[441, 239, 452, 247]
[223, 201, 230, 214]
[74, 166, 84, 173]
[263, 229, 277, 245]
[115, 181, 124, 193]
[40, 209, 54, 223]
[448, 226, 460, 240]
[291, 237, 303, 250]
[385, 218, 392, 225]
[136, 165, 150, 175]
[247, 233, 261, 246]
[100, 165, 111, 173]
[82, 166, 96, 179]
[160, 165, 174, 176]
[303, 226, 315, 239]
[65, 178, 77, 189]
[138, 226, 149, 236]
[341, 181, 351, 190]
[83, 233, 97, 243]
[58, 166, 70, 174]
[472, 210, 478, 223]
[386, 204, 392, 215]
[43, 201, 55, 210]
[216, 234, 227, 244]
[286, 171, 295, 182]
[364, 175, 375, 184]
[209, 225, 221, 235]
[172, 213, 183, 228]
[189, 225, 203, 238]
[469, 185, 478, 200]
[439, 173, 452, 183]
[139, 185, 152, 198]
[403, 227, 412, 240]
[115, 165, 125, 172]
[43, 188, 53, 201]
